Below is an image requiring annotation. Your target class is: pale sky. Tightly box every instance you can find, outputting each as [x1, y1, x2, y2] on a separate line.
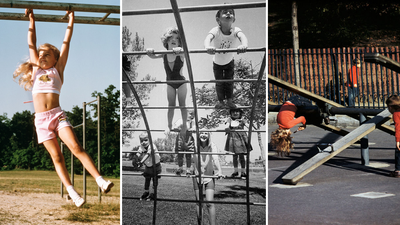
[0, 0, 120, 120]
[122, 0, 266, 162]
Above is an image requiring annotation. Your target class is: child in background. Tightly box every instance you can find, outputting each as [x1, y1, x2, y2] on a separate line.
[386, 95, 400, 177]
[192, 132, 224, 225]
[225, 108, 252, 179]
[13, 9, 113, 207]
[270, 100, 306, 156]
[137, 132, 162, 201]
[204, 6, 248, 109]
[173, 110, 195, 176]
[146, 27, 188, 136]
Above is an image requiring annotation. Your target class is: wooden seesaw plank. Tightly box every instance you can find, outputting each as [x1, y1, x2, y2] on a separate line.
[268, 74, 394, 135]
[281, 109, 392, 185]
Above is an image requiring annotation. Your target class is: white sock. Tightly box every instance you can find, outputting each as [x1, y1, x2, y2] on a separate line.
[96, 176, 106, 187]
[66, 185, 80, 200]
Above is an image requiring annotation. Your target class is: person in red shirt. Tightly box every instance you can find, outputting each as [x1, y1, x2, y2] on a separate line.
[347, 58, 361, 107]
[386, 95, 400, 177]
[270, 101, 306, 156]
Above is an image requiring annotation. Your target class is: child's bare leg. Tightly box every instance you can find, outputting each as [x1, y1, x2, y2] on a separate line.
[177, 84, 188, 135]
[58, 127, 101, 178]
[205, 189, 216, 225]
[59, 127, 113, 193]
[167, 85, 177, 133]
[42, 138, 73, 187]
[43, 138, 85, 206]
[194, 189, 203, 221]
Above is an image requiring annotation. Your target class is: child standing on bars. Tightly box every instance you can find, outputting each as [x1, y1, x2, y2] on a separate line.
[13, 9, 113, 207]
[137, 132, 162, 201]
[173, 110, 195, 176]
[204, 6, 248, 109]
[225, 108, 252, 179]
[146, 27, 188, 136]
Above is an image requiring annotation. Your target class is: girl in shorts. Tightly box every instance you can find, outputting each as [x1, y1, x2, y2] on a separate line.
[13, 9, 113, 207]
[146, 27, 188, 136]
[192, 132, 223, 225]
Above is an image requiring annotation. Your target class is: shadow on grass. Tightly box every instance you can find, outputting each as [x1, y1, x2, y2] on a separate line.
[215, 185, 266, 199]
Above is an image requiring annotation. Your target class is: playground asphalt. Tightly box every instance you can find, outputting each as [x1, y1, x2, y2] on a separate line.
[268, 122, 400, 225]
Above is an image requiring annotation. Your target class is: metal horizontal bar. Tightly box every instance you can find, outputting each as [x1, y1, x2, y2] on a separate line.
[0, 12, 119, 25]
[122, 79, 266, 84]
[84, 99, 98, 105]
[122, 196, 265, 206]
[0, 1, 119, 13]
[122, 128, 266, 133]
[122, 47, 266, 56]
[123, 173, 226, 179]
[124, 105, 255, 110]
[122, 151, 236, 155]
[73, 124, 83, 129]
[268, 104, 385, 116]
[122, 2, 265, 16]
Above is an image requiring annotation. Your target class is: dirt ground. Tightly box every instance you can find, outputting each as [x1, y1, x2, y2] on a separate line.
[0, 191, 120, 225]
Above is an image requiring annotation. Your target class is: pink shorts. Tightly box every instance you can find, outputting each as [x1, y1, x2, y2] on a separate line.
[34, 107, 72, 144]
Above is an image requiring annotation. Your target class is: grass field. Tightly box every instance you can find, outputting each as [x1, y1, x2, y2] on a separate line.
[0, 170, 120, 223]
[122, 163, 266, 225]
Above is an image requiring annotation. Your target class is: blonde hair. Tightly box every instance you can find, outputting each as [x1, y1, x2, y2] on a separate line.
[270, 128, 294, 156]
[161, 27, 181, 49]
[13, 43, 60, 91]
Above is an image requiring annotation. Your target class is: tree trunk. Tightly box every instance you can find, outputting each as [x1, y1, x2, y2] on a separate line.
[257, 131, 266, 173]
[292, 1, 300, 87]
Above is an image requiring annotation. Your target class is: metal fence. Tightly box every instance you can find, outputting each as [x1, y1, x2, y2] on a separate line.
[268, 47, 400, 108]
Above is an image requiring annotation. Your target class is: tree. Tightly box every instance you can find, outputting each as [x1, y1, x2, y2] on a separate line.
[122, 26, 156, 145]
[0, 114, 12, 169]
[91, 85, 120, 177]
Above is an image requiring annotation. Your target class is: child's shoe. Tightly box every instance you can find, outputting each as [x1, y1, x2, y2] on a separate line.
[175, 169, 182, 176]
[231, 172, 239, 178]
[215, 102, 225, 109]
[241, 172, 247, 180]
[390, 171, 400, 177]
[186, 169, 192, 176]
[227, 102, 237, 109]
[146, 193, 155, 201]
[73, 196, 86, 208]
[140, 191, 150, 201]
[100, 180, 114, 194]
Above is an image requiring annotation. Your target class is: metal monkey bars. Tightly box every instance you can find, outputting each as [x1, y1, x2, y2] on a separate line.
[0, 1, 119, 25]
[122, 1, 266, 225]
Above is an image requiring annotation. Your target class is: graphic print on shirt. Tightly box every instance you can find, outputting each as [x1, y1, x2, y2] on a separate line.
[38, 74, 51, 82]
[219, 40, 232, 54]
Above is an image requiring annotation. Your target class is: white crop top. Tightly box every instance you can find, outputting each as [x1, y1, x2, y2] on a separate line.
[32, 67, 62, 95]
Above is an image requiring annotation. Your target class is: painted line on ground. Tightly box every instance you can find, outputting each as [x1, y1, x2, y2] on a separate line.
[351, 192, 395, 199]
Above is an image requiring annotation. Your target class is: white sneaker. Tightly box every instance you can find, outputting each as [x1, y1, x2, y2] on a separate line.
[73, 196, 85, 208]
[101, 180, 114, 194]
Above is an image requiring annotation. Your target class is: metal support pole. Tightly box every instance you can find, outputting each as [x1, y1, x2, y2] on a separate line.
[61, 143, 64, 198]
[83, 102, 87, 201]
[360, 113, 369, 165]
[97, 95, 101, 202]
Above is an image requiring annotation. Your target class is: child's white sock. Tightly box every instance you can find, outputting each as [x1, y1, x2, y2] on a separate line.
[96, 176, 107, 187]
[66, 185, 80, 200]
